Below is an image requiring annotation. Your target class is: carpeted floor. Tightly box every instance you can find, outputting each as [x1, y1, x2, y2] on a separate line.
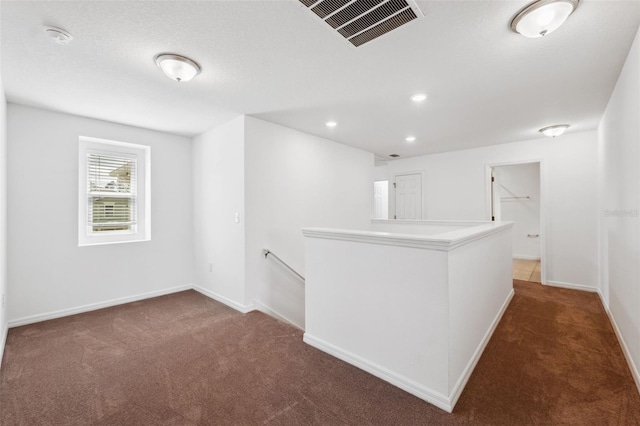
[1, 280, 639, 425]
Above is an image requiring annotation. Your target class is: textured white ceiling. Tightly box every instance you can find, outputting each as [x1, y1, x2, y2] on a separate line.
[2, 0, 639, 158]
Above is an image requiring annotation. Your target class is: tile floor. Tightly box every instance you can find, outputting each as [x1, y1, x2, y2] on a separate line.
[513, 258, 541, 283]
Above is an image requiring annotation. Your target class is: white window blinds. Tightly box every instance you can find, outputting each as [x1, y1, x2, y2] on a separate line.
[79, 136, 150, 246]
[87, 152, 137, 233]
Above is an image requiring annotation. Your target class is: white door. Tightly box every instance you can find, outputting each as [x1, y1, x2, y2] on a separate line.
[491, 168, 502, 221]
[395, 173, 422, 219]
[373, 181, 389, 219]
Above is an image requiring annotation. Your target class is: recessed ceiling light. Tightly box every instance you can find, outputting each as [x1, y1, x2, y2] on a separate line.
[44, 26, 73, 45]
[539, 124, 570, 137]
[511, 0, 579, 38]
[325, 121, 337, 128]
[405, 136, 416, 142]
[410, 93, 428, 103]
[155, 54, 201, 82]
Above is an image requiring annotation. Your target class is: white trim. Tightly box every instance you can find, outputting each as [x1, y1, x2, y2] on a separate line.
[513, 255, 541, 261]
[539, 160, 548, 284]
[303, 333, 453, 412]
[544, 280, 598, 293]
[597, 290, 640, 394]
[8, 284, 191, 328]
[303, 222, 513, 252]
[0, 324, 8, 367]
[449, 289, 514, 408]
[253, 299, 304, 330]
[192, 285, 254, 314]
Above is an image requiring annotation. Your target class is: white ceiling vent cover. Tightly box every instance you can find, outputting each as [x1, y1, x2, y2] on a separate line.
[299, 0, 424, 47]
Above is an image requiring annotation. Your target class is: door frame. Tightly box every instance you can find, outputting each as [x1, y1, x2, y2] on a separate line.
[392, 171, 424, 220]
[485, 159, 547, 285]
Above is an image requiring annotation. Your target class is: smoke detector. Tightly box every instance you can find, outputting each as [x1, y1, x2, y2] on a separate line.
[44, 26, 73, 45]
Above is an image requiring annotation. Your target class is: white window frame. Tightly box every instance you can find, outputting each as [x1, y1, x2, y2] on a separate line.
[79, 136, 151, 246]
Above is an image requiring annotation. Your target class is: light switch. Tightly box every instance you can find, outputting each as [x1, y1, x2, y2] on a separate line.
[235, 212, 240, 223]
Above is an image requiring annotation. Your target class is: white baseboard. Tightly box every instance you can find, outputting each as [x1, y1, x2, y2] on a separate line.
[597, 290, 640, 395]
[8, 285, 192, 328]
[253, 299, 304, 330]
[513, 255, 540, 261]
[192, 285, 254, 314]
[545, 280, 598, 293]
[303, 333, 453, 413]
[0, 324, 7, 367]
[7, 284, 257, 329]
[449, 288, 514, 409]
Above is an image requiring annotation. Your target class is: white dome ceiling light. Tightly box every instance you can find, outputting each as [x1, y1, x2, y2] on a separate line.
[539, 124, 570, 137]
[44, 26, 73, 45]
[511, 0, 579, 38]
[154, 54, 201, 82]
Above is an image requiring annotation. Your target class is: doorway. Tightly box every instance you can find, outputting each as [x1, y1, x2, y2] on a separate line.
[490, 162, 543, 284]
[373, 180, 389, 219]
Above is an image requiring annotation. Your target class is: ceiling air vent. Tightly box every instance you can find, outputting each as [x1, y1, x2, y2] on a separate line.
[300, 0, 423, 47]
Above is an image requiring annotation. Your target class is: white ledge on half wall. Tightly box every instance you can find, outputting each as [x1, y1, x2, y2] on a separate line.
[370, 218, 489, 226]
[303, 220, 513, 251]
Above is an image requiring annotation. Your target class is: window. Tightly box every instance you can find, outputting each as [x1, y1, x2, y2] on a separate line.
[79, 137, 150, 246]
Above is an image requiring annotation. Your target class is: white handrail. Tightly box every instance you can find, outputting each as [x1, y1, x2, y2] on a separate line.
[263, 249, 305, 282]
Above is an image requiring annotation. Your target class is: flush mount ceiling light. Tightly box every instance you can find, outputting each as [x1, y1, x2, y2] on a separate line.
[154, 54, 201, 82]
[410, 93, 428, 103]
[325, 121, 337, 128]
[539, 124, 570, 137]
[44, 26, 73, 45]
[511, 0, 579, 38]
[405, 136, 416, 142]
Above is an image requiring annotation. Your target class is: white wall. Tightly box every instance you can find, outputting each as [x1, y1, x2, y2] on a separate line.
[303, 222, 513, 412]
[447, 226, 513, 406]
[192, 116, 250, 311]
[305, 236, 451, 402]
[244, 117, 374, 328]
[386, 131, 598, 290]
[495, 163, 540, 259]
[0, 68, 8, 362]
[374, 164, 389, 181]
[7, 104, 194, 324]
[598, 26, 640, 386]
